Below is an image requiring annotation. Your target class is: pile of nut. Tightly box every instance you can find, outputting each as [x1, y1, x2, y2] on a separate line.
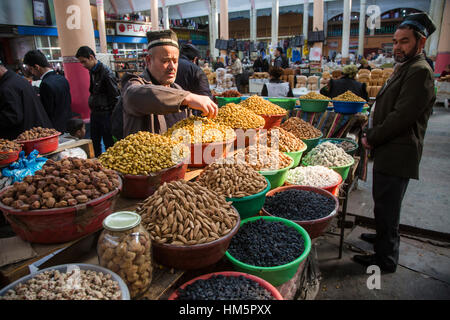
[0, 158, 120, 210]
[0, 139, 21, 152]
[136, 180, 239, 246]
[227, 145, 293, 171]
[16, 127, 60, 141]
[0, 269, 122, 300]
[197, 162, 268, 198]
[281, 117, 322, 140]
[333, 90, 366, 102]
[98, 226, 152, 298]
[303, 142, 354, 167]
[239, 95, 287, 116]
[214, 103, 265, 130]
[99, 131, 188, 175]
[265, 126, 306, 152]
[164, 116, 236, 144]
[218, 90, 241, 97]
[286, 165, 341, 188]
[300, 92, 330, 100]
[335, 140, 356, 152]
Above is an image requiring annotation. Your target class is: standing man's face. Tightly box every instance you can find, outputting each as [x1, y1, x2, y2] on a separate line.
[146, 45, 179, 86]
[77, 55, 97, 70]
[393, 28, 426, 63]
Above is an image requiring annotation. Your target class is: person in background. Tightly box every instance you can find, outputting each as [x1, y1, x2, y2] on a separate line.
[51, 118, 88, 160]
[357, 13, 437, 273]
[320, 64, 368, 101]
[120, 30, 217, 137]
[261, 66, 294, 97]
[213, 56, 225, 71]
[175, 43, 212, 99]
[358, 59, 372, 71]
[439, 64, 450, 79]
[0, 61, 52, 140]
[273, 47, 289, 69]
[23, 50, 72, 133]
[76, 46, 119, 157]
[229, 51, 243, 92]
[253, 54, 269, 73]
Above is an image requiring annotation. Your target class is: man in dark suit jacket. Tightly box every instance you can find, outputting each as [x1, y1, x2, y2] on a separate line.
[0, 61, 52, 140]
[355, 13, 437, 273]
[23, 50, 72, 133]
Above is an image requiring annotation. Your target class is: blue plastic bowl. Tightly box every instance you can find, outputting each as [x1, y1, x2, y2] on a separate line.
[332, 101, 365, 114]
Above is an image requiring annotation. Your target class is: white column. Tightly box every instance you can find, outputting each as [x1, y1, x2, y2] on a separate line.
[96, 0, 107, 53]
[151, 0, 159, 31]
[303, 0, 309, 41]
[209, 0, 219, 57]
[219, 0, 229, 40]
[428, 0, 445, 57]
[250, 4, 257, 44]
[358, 0, 366, 58]
[342, 0, 352, 59]
[271, 0, 279, 48]
[163, 6, 170, 30]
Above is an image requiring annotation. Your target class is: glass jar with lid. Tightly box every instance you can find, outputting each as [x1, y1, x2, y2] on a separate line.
[97, 211, 152, 299]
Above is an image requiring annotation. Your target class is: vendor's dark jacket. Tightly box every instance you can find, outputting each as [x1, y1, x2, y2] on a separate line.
[321, 76, 369, 101]
[89, 61, 120, 114]
[175, 54, 212, 99]
[40, 70, 72, 132]
[366, 54, 435, 180]
[0, 70, 52, 140]
[121, 69, 191, 137]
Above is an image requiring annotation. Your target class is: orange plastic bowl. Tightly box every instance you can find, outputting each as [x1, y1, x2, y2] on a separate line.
[188, 139, 236, 168]
[259, 114, 285, 130]
[0, 150, 21, 166]
[168, 271, 283, 300]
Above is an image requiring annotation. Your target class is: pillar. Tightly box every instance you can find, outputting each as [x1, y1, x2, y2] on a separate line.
[303, 0, 309, 41]
[358, 0, 366, 58]
[428, 0, 445, 58]
[96, 0, 107, 53]
[250, 3, 257, 44]
[209, 0, 219, 58]
[342, 0, 352, 61]
[219, 0, 229, 40]
[312, 0, 324, 56]
[163, 6, 170, 30]
[151, 0, 159, 31]
[53, 0, 96, 121]
[435, 0, 450, 74]
[271, 0, 279, 48]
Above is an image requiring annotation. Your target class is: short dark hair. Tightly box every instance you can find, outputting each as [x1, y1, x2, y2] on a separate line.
[181, 43, 200, 61]
[67, 118, 85, 136]
[75, 46, 96, 59]
[269, 66, 283, 80]
[276, 47, 283, 54]
[396, 24, 423, 42]
[23, 50, 51, 68]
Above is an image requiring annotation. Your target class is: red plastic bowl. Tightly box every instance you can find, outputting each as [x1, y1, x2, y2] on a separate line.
[16, 132, 61, 155]
[259, 114, 285, 130]
[0, 177, 122, 244]
[168, 271, 283, 300]
[284, 173, 343, 196]
[152, 207, 240, 270]
[261, 185, 339, 240]
[188, 139, 236, 168]
[119, 160, 188, 199]
[0, 150, 21, 166]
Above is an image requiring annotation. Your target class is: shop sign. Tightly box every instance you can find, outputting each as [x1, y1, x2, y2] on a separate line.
[116, 22, 151, 36]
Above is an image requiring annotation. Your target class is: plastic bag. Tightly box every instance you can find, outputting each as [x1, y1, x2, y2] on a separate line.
[1, 150, 48, 183]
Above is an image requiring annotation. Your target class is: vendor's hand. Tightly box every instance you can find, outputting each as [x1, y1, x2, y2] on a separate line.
[361, 136, 372, 150]
[183, 93, 218, 119]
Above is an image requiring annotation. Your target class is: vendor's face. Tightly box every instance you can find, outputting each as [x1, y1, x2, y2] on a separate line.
[77, 55, 97, 70]
[146, 46, 179, 85]
[393, 28, 425, 63]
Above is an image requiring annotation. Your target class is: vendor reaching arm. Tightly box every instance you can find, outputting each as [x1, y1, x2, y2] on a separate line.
[121, 30, 218, 137]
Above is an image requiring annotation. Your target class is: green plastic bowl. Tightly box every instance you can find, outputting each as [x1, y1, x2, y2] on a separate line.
[225, 216, 312, 286]
[216, 96, 241, 107]
[226, 177, 271, 220]
[299, 99, 330, 113]
[302, 157, 355, 181]
[283, 143, 307, 168]
[258, 155, 294, 189]
[302, 133, 323, 152]
[268, 98, 298, 111]
[318, 138, 358, 156]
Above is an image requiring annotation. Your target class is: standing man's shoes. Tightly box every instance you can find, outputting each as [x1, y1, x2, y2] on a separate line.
[352, 254, 397, 273]
[360, 233, 376, 244]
